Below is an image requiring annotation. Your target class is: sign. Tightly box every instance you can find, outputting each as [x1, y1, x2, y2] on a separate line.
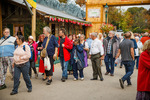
[88, 9, 100, 18]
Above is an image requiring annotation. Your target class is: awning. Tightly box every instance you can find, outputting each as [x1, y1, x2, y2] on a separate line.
[11, 0, 92, 26]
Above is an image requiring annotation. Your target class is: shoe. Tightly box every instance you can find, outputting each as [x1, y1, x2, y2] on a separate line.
[61, 77, 66, 82]
[42, 77, 47, 81]
[100, 78, 104, 81]
[0, 84, 7, 90]
[10, 91, 18, 95]
[90, 78, 98, 80]
[28, 89, 32, 92]
[35, 74, 38, 79]
[42, 73, 44, 75]
[119, 79, 124, 89]
[73, 78, 77, 81]
[46, 79, 52, 85]
[110, 74, 114, 76]
[80, 78, 84, 81]
[120, 66, 122, 68]
[65, 77, 68, 80]
[105, 72, 109, 75]
[127, 83, 132, 86]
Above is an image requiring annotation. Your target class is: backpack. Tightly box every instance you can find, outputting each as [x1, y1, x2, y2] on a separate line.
[23, 45, 34, 61]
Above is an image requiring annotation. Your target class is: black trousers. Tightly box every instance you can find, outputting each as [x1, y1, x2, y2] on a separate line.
[45, 56, 54, 76]
[29, 61, 37, 77]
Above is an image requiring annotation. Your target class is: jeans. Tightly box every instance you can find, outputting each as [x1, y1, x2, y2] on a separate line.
[29, 61, 37, 77]
[122, 61, 134, 84]
[104, 54, 115, 74]
[13, 62, 32, 93]
[135, 56, 139, 69]
[72, 60, 84, 79]
[60, 57, 69, 78]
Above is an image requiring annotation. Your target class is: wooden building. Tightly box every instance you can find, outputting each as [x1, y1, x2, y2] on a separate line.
[0, 0, 91, 40]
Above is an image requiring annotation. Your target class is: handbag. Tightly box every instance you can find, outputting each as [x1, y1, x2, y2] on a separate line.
[41, 35, 52, 58]
[77, 59, 83, 70]
[44, 56, 51, 71]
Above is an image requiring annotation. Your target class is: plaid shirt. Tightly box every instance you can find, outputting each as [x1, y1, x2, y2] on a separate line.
[107, 39, 112, 54]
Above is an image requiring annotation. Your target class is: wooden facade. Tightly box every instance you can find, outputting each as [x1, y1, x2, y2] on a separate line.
[86, 0, 150, 37]
[1, 0, 32, 38]
[0, 0, 86, 40]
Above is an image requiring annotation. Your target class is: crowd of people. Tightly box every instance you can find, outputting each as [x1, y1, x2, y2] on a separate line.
[0, 27, 150, 99]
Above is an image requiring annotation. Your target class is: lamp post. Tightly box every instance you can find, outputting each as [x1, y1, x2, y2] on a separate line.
[105, 3, 109, 24]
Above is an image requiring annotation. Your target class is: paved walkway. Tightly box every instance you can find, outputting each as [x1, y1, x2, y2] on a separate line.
[0, 60, 138, 100]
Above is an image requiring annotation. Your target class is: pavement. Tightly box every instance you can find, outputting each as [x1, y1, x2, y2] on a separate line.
[0, 60, 138, 100]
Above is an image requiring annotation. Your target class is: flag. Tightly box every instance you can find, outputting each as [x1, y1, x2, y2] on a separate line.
[26, 0, 36, 8]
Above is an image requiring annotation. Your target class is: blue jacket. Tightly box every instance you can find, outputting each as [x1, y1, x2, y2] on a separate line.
[70, 44, 85, 68]
[0, 36, 16, 57]
[42, 35, 58, 56]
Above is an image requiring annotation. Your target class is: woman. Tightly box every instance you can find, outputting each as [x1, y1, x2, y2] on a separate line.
[10, 35, 32, 95]
[136, 40, 150, 100]
[129, 31, 138, 66]
[68, 34, 73, 75]
[71, 39, 85, 81]
[72, 34, 76, 42]
[28, 36, 38, 78]
[80, 34, 89, 68]
[98, 33, 107, 66]
[37, 34, 45, 53]
[37, 34, 45, 74]
[135, 37, 143, 69]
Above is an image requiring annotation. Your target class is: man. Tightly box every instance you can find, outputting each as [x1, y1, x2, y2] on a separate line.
[58, 28, 73, 82]
[86, 33, 93, 50]
[116, 32, 135, 89]
[42, 26, 58, 85]
[140, 32, 150, 45]
[104, 31, 119, 76]
[0, 28, 16, 90]
[89, 32, 104, 81]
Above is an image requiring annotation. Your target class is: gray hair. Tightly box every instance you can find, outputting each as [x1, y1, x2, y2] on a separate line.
[91, 32, 97, 37]
[109, 31, 115, 35]
[135, 36, 139, 40]
[43, 26, 51, 33]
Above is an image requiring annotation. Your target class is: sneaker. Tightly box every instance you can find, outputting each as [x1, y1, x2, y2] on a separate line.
[100, 78, 104, 81]
[105, 72, 109, 75]
[73, 78, 77, 81]
[28, 89, 32, 92]
[42, 77, 47, 81]
[35, 74, 38, 79]
[10, 91, 18, 95]
[110, 74, 114, 76]
[0, 84, 7, 90]
[46, 79, 52, 85]
[119, 79, 124, 89]
[90, 78, 98, 80]
[80, 78, 84, 81]
[61, 77, 66, 82]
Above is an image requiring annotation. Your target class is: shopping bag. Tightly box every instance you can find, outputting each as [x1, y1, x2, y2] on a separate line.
[44, 56, 51, 71]
[39, 59, 45, 73]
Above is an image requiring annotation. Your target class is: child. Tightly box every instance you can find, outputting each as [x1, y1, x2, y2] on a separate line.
[70, 39, 85, 81]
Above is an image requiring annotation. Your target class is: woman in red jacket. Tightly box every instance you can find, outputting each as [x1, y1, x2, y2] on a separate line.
[136, 40, 150, 100]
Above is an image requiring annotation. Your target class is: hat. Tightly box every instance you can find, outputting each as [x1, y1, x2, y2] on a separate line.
[28, 36, 34, 40]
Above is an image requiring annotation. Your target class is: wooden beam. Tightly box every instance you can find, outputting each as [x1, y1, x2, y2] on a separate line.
[32, 7, 36, 41]
[86, 1, 150, 6]
[0, 0, 2, 38]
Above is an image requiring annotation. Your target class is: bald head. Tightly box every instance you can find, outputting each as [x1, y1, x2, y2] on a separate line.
[144, 32, 149, 36]
[125, 32, 131, 39]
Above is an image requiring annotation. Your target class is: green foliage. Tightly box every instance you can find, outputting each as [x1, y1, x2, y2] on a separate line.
[108, 7, 150, 33]
[36, 19, 48, 41]
[24, 24, 31, 40]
